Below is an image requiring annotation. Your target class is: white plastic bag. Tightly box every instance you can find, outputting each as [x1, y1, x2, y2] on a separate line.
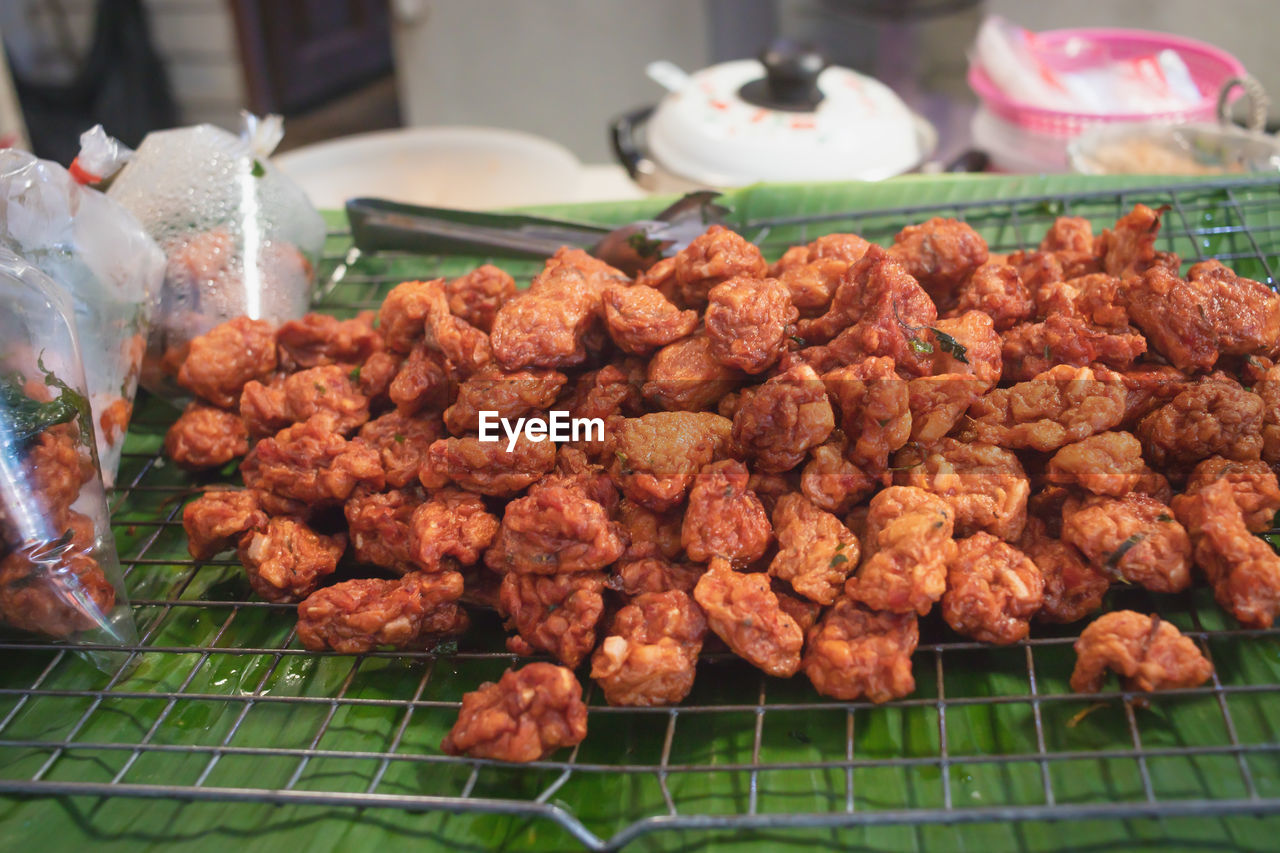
[106, 112, 326, 398]
[0, 129, 165, 486]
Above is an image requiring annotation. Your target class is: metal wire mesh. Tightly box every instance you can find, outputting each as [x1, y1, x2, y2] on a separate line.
[4, 178, 1280, 850]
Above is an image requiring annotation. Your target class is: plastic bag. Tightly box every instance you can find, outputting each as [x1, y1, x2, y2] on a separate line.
[0, 247, 137, 652]
[973, 16, 1202, 115]
[106, 112, 326, 399]
[0, 129, 165, 487]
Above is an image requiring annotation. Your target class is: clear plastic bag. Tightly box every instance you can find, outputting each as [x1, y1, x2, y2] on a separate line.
[106, 113, 326, 398]
[0, 247, 137, 652]
[0, 131, 165, 487]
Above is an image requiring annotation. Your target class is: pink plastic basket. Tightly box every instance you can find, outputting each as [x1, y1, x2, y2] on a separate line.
[968, 27, 1246, 137]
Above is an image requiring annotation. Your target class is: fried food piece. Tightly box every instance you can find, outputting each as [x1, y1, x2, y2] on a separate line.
[1045, 431, 1148, 497]
[1000, 314, 1146, 382]
[441, 662, 587, 762]
[1174, 478, 1280, 628]
[772, 232, 871, 272]
[485, 485, 625, 574]
[823, 357, 911, 479]
[237, 517, 346, 603]
[803, 247, 938, 377]
[1020, 517, 1109, 624]
[846, 486, 956, 615]
[591, 590, 706, 706]
[164, 402, 249, 470]
[409, 487, 500, 572]
[356, 349, 401, 404]
[539, 445, 619, 516]
[19, 424, 92, 528]
[896, 439, 1029, 542]
[617, 499, 684, 562]
[769, 493, 859, 605]
[611, 557, 703, 596]
[1117, 365, 1189, 428]
[0, 545, 115, 638]
[643, 334, 745, 412]
[1070, 611, 1212, 693]
[731, 362, 834, 473]
[800, 433, 876, 514]
[356, 409, 443, 489]
[388, 342, 450, 415]
[950, 263, 1033, 332]
[1126, 262, 1280, 372]
[244, 364, 372, 436]
[183, 489, 268, 560]
[776, 258, 851, 317]
[681, 460, 772, 565]
[601, 283, 698, 355]
[969, 364, 1127, 452]
[419, 433, 556, 497]
[447, 264, 517, 332]
[929, 309, 1003, 388]
[802, 597, 917, 702]
[1096, 203, 1164, 279]
[1061, 494, 1191, 593]
[444, 364, 566, 435]
[374, 276, 493, 375]
[276, 311, 381, 370]
[490, 250, 619, 370]
[1182, 456, 1280, 533]
[888, 217, 989, 303]
[704, 276, 798, 374]
[241, 417, 385, 506]
[942, 533, 1044, 644]
[297, 570, 466, 653]
[1041, 215, 1096, 255]
[175, 316, 277, 408]
[693, 559, 803, 677]
[500, 571, 606, 666]
[1137, 379, 1264, 469]
[378, 279, 441, 354]
[608, 412, 732, 511]
[673, 224, 769, 308]
[344, 488, 421, 574]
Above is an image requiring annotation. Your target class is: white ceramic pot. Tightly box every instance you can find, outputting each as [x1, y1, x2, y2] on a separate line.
[612, 43, 937, 191]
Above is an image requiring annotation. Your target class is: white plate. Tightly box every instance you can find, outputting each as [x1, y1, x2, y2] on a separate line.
[273, 126, 585, 210]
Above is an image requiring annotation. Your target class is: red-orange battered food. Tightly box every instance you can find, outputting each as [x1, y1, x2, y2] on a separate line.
[942, 532, 1044, 645]
[730, 361, 834, 473]
[643, 334, 746, 413]
[704, 276, 798, 374]
[175, 316, 277, 408]
[969, 364, 1127, 452]
[673, 224, 769, 309]
[693, 558, 804, 678]
[441, 662, 588, 762]
[443, 364, 566, 436]
[823, 356, 911, 480]
[357, 409, 443, 489]
[769, 493, 860, 605]
[419, 433, 556, 497]
[1181, 456, 1280, 533]
[164, 402, 249, 470]
[681, 459, 772, 565]
[276, 311, 382, 371]
[447, 264, 517, 332]
[609, 411, 732, 511]
[241, 417, 385, 506]
[888, 217, 989, 304]
[484, 484, 625, 574]
[408, 487, 500, 572]
[1061, 493, 1191, 593]
[0, 546, 115, 638]
[297, 570, 466, 653]
[237, 517, 346, 603]
[344, 488, 421, 574]
[802, 597, 917, 703]
[611, 557, 703, 597]
[183, 489, 268, 560]
[1137, 378, 1264, 469]
[1174, 478, 1280, 628]
[591, 589, 706, 706]
[1020, 517, 1109, 624]
[799, 433, 876, 514]
[846, 486, 956, 616]
[896, 438, 1028, 542]
[1070, 610, 1212, 693]
[601, 282, 699, 355]
[1045, 431, 1148, 497]
[500, 571, 606, 667]
[951, 263, 1033, 331]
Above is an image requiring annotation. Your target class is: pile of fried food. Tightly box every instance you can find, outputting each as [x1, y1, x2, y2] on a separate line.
[166, 203, 1280, 763]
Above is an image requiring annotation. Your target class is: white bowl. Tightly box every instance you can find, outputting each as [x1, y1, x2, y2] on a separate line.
[273, 126, 584, 210]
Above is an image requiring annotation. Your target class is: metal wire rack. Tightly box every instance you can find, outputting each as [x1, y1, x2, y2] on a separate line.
[4, 177, 1280, 850]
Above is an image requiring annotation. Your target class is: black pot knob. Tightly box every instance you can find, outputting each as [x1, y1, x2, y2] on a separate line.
[739, 39, 828, 112]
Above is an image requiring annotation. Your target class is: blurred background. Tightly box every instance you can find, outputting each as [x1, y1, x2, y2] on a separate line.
[1, 0, 1276, 198]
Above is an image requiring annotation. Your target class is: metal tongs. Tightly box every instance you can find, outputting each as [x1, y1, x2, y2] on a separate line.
[345, 191, 729, 276]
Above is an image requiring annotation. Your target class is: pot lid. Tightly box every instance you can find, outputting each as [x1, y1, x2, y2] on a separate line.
[646, 42, 933, 186]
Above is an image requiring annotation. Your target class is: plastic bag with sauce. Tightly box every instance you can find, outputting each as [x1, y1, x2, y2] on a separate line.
[106, 112, 326, 399]
[0, 128, 165, 487]
[0, 248, 137, 656]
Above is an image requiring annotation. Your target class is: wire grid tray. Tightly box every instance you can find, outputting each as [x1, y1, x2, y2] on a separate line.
[4, 178, 1280, 850]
